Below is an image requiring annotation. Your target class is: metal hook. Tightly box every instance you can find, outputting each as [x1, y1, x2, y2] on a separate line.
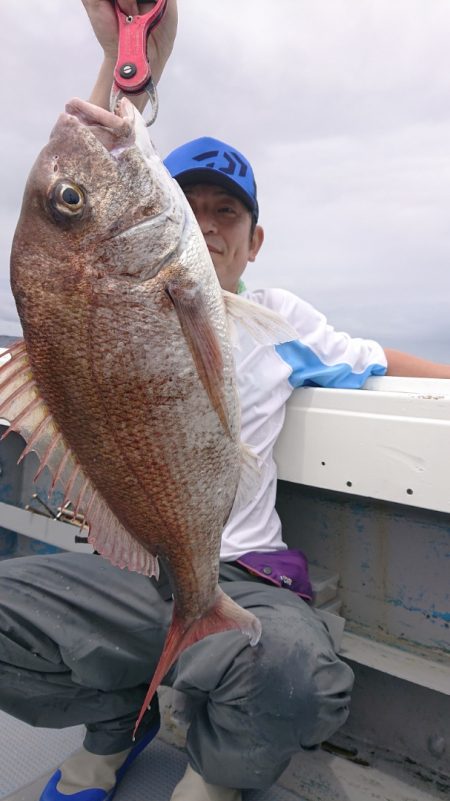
[110, 79, 159, 127]
[143, 78, 159, 126]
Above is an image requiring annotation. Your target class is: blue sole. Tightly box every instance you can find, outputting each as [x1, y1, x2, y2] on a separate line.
[39, 723, 160, 801]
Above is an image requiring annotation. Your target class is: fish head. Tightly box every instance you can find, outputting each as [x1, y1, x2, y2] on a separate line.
[11, 97, 188, 316]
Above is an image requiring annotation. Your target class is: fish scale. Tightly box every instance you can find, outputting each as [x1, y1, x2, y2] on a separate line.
[4, 96, 268, 736]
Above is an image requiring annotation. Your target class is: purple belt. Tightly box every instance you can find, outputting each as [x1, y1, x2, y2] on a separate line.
[234, 548, 313, 602]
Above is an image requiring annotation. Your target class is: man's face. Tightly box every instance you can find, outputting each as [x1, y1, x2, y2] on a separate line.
[183, 183, 264, 292]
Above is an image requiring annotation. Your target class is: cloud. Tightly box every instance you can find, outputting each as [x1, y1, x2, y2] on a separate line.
[2, 0, 450, 360]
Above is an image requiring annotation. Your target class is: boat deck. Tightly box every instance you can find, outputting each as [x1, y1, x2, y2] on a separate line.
[2, 707, 448, 801]
[0, 375, 448, 801]
[0, 710, 301, 801]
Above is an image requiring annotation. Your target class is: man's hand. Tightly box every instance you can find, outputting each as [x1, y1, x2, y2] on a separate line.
[385, 348, 450, 378]
[81, 0, 178, 88]
[81, 0, 122, 61]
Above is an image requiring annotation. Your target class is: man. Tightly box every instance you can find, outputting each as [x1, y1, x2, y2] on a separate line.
[2, 136, 359, 801]
[2, 2, 450, 801]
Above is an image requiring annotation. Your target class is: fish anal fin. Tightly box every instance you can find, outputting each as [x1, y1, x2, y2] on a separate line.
[232, 442, 262, 515]
[165, 280, 231, 436]
[133, 586, 261, 738]
[87, 494, 159, 578]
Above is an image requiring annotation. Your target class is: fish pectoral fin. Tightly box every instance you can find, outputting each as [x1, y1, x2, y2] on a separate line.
[165, 279, 231, 435]
[222, 290, 298, 346]
[133, 586, 262, 737]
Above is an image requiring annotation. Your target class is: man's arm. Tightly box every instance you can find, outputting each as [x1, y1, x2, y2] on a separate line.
[81, 0, 178, 111]
[385, 348, 450, 378]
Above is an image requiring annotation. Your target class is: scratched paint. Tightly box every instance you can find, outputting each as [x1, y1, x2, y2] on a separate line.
[387, 598, 450, 623]
[276, 481, 450, 654]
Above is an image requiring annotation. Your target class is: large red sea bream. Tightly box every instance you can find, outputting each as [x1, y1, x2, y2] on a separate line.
[1, 98, 292, 733]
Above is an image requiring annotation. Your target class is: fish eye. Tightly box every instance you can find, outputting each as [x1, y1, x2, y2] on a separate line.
[50, 180, 85, 217]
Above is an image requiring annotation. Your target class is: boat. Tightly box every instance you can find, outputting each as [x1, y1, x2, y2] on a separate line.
[0, 361, 448, 800]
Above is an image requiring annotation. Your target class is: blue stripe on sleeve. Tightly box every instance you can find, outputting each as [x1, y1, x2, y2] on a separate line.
[276, 341, 387, 389]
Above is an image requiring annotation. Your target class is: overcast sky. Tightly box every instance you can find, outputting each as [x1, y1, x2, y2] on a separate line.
[2, 0, 450, 360]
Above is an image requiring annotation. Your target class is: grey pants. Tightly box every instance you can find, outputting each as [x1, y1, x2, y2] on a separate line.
[0, 552, 353, 790]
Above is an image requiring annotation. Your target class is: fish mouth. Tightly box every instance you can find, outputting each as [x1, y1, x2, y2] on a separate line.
[64, 98, 135, 145]
[50, 97, 188, 279]
[59, 96, 151, 160]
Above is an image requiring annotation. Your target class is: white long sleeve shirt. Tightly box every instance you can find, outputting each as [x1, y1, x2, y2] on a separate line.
[220, 288, 387, 560]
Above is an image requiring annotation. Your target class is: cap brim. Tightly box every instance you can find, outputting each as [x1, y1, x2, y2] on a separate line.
[173, 168, 257, 218]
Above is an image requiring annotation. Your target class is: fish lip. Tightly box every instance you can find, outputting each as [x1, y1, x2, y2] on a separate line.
[63, 98, 136, 141]
[53, 101, 138, 162]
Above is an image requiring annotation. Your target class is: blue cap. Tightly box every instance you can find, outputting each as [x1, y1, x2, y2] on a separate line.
[164, 137, 259, 222]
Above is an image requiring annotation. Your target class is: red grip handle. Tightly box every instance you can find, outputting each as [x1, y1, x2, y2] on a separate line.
[113, 0, 168, 94]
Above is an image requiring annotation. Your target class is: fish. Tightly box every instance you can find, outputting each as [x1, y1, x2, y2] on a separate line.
[2, 98, 295, 735]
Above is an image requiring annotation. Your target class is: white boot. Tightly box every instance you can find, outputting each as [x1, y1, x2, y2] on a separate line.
[38, 722, 159, 800]
[55, 746, 132, 794]
[170, 764, 242, 801]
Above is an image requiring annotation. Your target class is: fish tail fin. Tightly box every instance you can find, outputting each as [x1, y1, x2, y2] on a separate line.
[133, 588, 261, 738]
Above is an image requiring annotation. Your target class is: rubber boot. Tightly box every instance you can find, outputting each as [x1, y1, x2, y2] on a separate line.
[39, 721, 159, 801]
[170, 764, 242, 801]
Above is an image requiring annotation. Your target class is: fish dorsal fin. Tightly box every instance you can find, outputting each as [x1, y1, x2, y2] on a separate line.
[222, 290, 298, 346]
[165, 279, 231, 436]
[0, 341, 63, 473]
[0, 341, 158, 577]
